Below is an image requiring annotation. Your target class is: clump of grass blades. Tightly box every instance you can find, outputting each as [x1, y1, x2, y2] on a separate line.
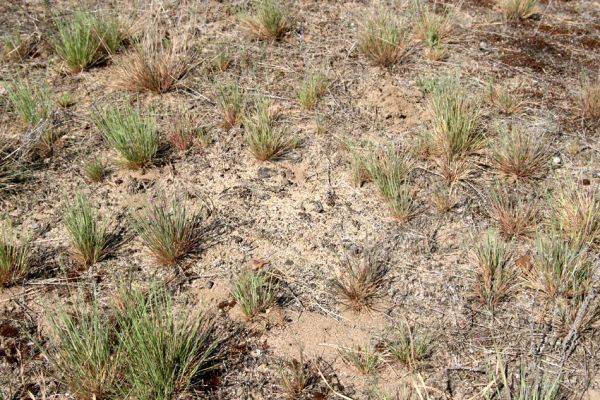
[487, 184, 538, 239]
[413, 1, 453, 42]
[116, 286, 221, 400]
[529, 233, 591, 300]
[386, 323, 432, 369]
[93, 101, 159, 169]
[118, 28, 192, 93]
[428, 75, 482, 162]
[366, 148, 416, 222]
[245, 97, 295, 161]
[413, 1, 452, 60]
[64, 194, 108, 266]
[241, 0, 289, 41]
[231, 269, 275, 318]
[339, 343, 382, 375]
[491, 126, 548, 182]
[0, 223, 31, 286]
[216, 82, 244, 129]
[130, 197, 204, 266]
[333, 253, 387, 312]
[53, 9, 122, 73]
[167, 112, 199, 152]
[297, 71, 329, 110]
[499, 0, 537, 21]
[211, 45, 231, 72]
[471, 228, 515, 310]
[359, 13, 409, 67]
[277, 355, 316, 399]
[580, 74, 600, 120]
[6, 78, 51, 126]
[45, 296, 119, 399]
[2, 30, 36, 61]
[484, 358, 562, 400]
[549, 185, 600, 247]
[486, 83, 522, 114]
[0, 143, 29, 193]
[82, 157, 105, 182]
[57, 92, 75, 108]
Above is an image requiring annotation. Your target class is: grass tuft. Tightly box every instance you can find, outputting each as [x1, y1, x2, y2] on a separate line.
[118, 28, 192, 93]
[296, 71, 329, 110]
[486, 83, 522, 114]
[167, 112, 199, 152]
[231, 269, 275, 318]
[413, 1, 452, 61]
[340, 343, 382, 375]
[386, 323, 432, 369]
[549, 185, 600, 247]
[487, 184, 538, 239]
[216, 82, 244, 129]
[0, 222, 31, 286]
[428, 75, 482, 162]
[359, 13, 409, 67]
[6, 78, 51, 126]
[277, 355, 316, 399]
[64, 194, 108, 267]
[333, 253, 387, 312]
[82, 157, 106, 183]
[491, 126, 548, 182]
[580, 74, 600, 121]
[46, 285, 221, 400]
[241, 0, 290, 41]
[93, 101, 159, 169]
[367, 148, 416, 222]
[45, 296, 118, 399]
[471, 228, 515, 310]
[2, 29, 36, 61]
[116, 286, 221, 400]
[53, 9, 122, 73]
[245, 97, 295, 161]
[499, 0, 538, 21]
[130, 197, 204, 266]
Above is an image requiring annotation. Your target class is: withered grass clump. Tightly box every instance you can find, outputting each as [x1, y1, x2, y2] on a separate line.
[499, 0, 538, 21]
[359, 13, 410, 67]
[487, 184, 538, 239]
[486, 83, 523, 114]
[333, 253, 388, 312]
[129, 197, 205, 266]
[118, 27, 192, 93]
[82, 158, 106, 183]
[549, 185, 600, 247]
[2, 30, 36, 61]
[241, 0, 290, 41]
[277, 356, 316, 399]
[491, 126, 548, 182]
[413, 2, 452, 61]
[580, 74, 600, 120]
[471, 228, 515, 310]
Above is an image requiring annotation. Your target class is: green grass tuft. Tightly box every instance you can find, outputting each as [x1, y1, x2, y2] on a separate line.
[359, 13, 409, 67]
[296, 71, 329, 110]
[241, 0, 290, 41]
[129, 197, 204, 266]
[245, 97, 295, 161]
[231, 269, 275, 318]
[0, 222, 31, 286]
[64, 194, 108, 267]
[53, 9, 122, 73]
[6, 78, 51, 126]
[93, 101, 159, 169]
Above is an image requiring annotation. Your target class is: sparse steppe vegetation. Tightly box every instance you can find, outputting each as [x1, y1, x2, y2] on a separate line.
[1, 0, 600, 398]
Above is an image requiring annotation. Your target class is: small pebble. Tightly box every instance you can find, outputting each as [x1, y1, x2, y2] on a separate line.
[552, 156, 562, 166]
